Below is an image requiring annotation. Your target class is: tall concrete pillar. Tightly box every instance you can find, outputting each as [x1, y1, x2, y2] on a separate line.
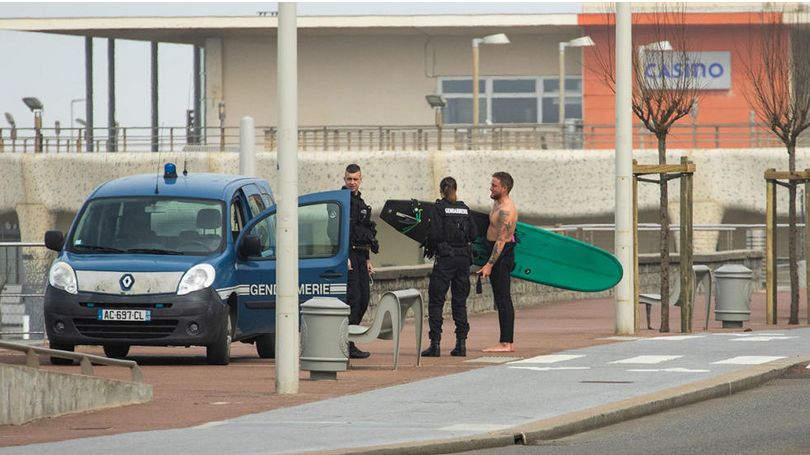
[204, 38, 224, 130]
[15, 203, 57, 340]
[669, 201, 724, 254]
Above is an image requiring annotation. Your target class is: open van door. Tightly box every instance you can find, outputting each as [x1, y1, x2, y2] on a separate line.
[233, 190, 350, 356]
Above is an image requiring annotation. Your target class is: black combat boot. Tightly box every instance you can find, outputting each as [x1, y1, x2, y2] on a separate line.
[349, 341, 370, 359]
[450, 338, 466, 357]
[421, 340, 440, 357]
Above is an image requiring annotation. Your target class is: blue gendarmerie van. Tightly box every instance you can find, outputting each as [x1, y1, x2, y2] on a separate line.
[43, 163, 350, 365]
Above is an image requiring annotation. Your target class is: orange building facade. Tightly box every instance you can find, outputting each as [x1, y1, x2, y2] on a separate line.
[578, 12, 782, 149]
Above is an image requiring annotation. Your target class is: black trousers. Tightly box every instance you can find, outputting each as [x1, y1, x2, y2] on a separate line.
[427, 254, 471, 342]
[491, 243, 515, 343]
[347, 249, 370, 325]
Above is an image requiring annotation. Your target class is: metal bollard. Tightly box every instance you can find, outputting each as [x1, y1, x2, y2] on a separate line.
[714, 264, 754, 328]
[300, 297, 350, 380]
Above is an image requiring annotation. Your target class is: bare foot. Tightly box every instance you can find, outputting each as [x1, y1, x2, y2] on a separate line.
[482, 343, 514, 353]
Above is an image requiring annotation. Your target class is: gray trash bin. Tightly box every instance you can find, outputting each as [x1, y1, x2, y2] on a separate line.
[300, 297, 350, 380]
[714, 264, 754, 328]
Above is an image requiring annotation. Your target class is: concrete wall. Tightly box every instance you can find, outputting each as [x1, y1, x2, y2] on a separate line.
[0, 364, 152, 425]
[0, 147, 808, 266]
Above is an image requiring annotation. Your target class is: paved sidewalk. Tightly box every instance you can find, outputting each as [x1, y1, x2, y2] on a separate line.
[1, 290, 809, 454]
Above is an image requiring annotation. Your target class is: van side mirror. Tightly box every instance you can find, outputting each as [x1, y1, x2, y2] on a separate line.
[239, 235, 262, 258]
[44, 231, 65, 252]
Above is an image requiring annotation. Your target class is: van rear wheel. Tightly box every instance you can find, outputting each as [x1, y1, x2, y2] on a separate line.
[206, 312, 232, 365]
[49, 343, 75, 365]
[255, 334, 275, 359]
[103, 344, 130, 359]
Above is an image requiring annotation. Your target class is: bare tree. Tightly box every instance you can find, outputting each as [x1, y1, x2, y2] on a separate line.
[590, 3, 702, 332]
[740, 4, 810, 325]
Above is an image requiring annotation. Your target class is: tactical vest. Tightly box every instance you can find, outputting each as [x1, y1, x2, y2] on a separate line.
[349, 191, 379, 253]
[434, 199, 474, 248]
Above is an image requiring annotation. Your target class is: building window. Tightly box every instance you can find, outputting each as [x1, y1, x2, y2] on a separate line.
[541, 78, 583, 124]
[439, 76, 583, 125]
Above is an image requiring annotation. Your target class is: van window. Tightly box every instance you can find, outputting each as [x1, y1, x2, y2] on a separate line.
[231, 197, 247, 241]
[69, 197, 225, 255]
[245, 202, 340, 259]
[247, 194, 266, 217]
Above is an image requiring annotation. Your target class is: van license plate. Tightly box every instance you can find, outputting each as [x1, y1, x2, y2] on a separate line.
[97, 309, 151, 322]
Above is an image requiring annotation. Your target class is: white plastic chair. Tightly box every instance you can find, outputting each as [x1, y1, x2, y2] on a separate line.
[639, 267, 698, 330]
[348, 288, 423, 370]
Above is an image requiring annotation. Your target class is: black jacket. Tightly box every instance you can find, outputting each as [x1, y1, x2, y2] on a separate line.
[426, 198, 477, 258]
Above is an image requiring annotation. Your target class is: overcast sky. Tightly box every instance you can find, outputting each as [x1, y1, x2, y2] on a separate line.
[0, 2, 580, 133]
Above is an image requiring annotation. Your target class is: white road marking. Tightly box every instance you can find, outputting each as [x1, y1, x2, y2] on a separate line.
[611, 355, 683, 364]
[642, 335, 706, 341]
[627, 368, 711, 373]
[508, 354, 585, 365]
[439, 424, 513, 432]
[712, 356, 786, 365]
[600, 336, 641, 341]
[730, 336, 797, 342]
[466, 356, 521, 364]
[508, 366, 591, 372]
[714, 332, 785, 337]
[193, 421, 227, 429]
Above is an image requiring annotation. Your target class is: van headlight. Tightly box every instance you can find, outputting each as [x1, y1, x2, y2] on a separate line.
[49, 261, 78, 295]
[177, 264, 216, 296]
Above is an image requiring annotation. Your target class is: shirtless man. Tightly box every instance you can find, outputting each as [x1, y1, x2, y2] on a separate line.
[478, 172, 518, 353]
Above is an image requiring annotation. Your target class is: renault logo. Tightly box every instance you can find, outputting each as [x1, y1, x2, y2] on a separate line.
[119, 274, 134, 291]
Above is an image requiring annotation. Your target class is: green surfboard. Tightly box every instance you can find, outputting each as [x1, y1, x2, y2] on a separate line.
[381, 199, 622, 292]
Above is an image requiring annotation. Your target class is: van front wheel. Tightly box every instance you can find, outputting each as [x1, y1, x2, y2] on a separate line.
[49, 343, 75, 365]
[255, 334, 275, 359]
[206, 312, 232, 365]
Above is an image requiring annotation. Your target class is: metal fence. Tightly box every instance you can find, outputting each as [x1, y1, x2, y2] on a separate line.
[0, 122, 804, 154]
[0, 242, 48, 341]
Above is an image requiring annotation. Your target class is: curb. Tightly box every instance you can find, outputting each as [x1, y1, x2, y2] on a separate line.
[307, 355, 810, 455]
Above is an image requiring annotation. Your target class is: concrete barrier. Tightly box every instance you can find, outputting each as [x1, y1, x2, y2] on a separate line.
[0, 364, 152, 425]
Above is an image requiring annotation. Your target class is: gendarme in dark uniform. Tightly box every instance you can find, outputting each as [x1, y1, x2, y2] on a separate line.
[346, 186, 379, 326]
[422, 177, 478, 357]
[335, 163, 379, 359]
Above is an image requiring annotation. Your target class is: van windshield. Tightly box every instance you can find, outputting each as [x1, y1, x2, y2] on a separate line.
[68, 197, 226, 256]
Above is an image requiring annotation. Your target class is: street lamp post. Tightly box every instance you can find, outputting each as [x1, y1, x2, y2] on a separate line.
[471, 33, 510, 128]
[637, 40, 673, 73]
[558, 36, 595, 127]
[218, 101, 226, 151]
[4, 112, 16, 153]
[54, 120, 61, 153]
[75, 118, 86, 153]
[70, 98, 85, 139]
[22, 97, 44, 153]
[425, 94, 447, 150]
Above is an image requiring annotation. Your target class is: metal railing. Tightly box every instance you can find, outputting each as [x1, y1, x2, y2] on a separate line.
[0, 122, 804, 153]
[549, 223, 803, 256]
[1, 242, 49, 341]
[0, 340, 144, 382]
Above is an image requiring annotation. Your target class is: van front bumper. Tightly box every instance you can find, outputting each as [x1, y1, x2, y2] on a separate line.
[44, 286, 227, 347]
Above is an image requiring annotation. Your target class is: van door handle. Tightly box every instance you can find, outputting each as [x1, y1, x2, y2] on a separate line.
[320, 271, 343, 278]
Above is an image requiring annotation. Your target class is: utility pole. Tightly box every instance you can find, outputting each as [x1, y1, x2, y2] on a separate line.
[276, 2, 300, 394]
[614, 2, 635, 334]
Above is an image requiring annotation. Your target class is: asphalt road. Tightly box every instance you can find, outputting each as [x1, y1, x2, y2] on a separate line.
[466, 364, 810, 455]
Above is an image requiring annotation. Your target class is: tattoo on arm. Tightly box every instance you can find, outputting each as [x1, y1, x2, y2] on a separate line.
[487, 209, 511, 265]
[487, 244, 502, 265]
